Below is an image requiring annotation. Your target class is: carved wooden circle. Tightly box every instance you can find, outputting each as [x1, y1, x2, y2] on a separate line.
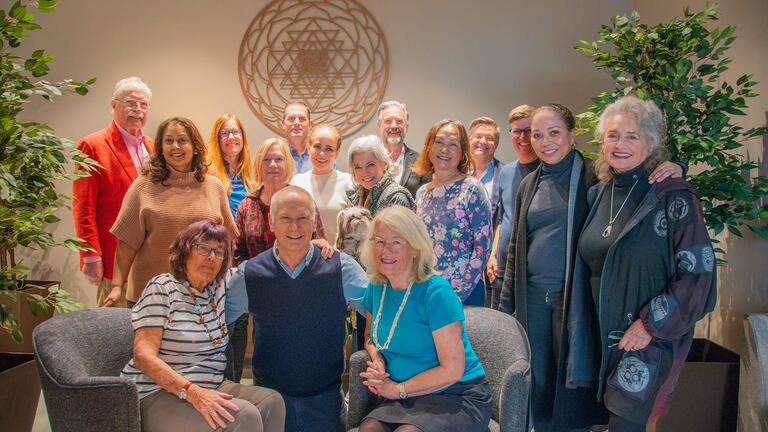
[238, 0, 389, 137]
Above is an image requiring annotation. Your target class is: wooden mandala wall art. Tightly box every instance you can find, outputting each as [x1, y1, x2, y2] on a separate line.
[238, 0, 389, 137]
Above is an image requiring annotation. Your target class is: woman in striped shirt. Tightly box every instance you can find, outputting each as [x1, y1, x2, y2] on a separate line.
[121, 220, 285, 432]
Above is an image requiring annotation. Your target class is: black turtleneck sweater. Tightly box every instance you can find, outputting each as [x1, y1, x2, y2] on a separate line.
[525, 150, 576, 300]
[578, 164, 652, 306]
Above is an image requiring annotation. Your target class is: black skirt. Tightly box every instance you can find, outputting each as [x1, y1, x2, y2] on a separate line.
[364, 376, 493, 432]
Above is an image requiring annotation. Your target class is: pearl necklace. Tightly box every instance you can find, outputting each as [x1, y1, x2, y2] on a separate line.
[371, 281, 413, 350]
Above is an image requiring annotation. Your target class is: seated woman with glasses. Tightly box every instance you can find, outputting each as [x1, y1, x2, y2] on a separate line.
[358, 206, 492, 432]
[121, 220, 285, 432]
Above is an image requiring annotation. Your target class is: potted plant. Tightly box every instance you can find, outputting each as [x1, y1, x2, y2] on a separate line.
[0, 1, 96, 429]
[575, 4, 766, 431]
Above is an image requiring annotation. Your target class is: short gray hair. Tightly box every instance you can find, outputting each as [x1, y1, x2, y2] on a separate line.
[348, 135, 391, 169]
[594, 95, 669, 182]
[112, 76, 152, 100]
[376, 100, 409, 123]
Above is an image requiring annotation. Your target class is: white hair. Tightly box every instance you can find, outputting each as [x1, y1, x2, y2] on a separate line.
[348, 135, 391, 169]
[112, 76, 152, 100]
[376, 100, 409, 123]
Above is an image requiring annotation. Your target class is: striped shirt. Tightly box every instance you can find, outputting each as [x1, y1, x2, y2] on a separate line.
[121, 273, 228, 399]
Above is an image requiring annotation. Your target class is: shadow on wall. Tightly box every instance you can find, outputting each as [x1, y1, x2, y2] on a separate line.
[701, 111, 768, 355]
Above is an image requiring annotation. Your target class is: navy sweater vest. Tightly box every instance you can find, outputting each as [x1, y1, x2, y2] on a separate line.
[244, 246, 346, 396]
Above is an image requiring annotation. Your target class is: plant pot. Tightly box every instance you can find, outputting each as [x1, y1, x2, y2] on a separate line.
[0, 352, 41, 432]
[0, 281, 58, 354]
[655, 338, 739, 432]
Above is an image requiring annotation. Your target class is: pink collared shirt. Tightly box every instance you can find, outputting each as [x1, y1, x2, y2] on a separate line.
[115, 122, 150, 172]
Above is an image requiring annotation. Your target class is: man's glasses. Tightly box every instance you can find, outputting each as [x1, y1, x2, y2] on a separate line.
[509, 127, 531, 137]
[115, 99, 150, 111]
[193, 243, 225, 260]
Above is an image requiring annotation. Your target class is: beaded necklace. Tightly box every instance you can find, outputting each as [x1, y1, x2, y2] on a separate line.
[371, 281, 413, 350]
[188, 283, 228, 348]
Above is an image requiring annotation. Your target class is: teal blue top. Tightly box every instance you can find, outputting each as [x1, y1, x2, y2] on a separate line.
[362, 274, 485, 387]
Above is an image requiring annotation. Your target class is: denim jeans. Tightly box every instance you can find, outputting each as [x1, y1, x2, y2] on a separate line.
[282, 385, 346, 432]
[224, 313, 249, 382]
[485, 276, 503, 310]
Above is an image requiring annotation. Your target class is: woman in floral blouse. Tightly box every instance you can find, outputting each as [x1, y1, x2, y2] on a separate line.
[412, 119, 491, 306]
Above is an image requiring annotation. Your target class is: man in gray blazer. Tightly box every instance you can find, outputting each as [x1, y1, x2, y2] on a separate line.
[376, 100, 431, 197]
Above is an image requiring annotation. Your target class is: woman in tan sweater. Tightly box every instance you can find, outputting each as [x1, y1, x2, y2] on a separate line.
[105, 117, 237, 306]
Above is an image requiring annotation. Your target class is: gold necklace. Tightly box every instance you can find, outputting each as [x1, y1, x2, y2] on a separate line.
[371, 281, 413, 350]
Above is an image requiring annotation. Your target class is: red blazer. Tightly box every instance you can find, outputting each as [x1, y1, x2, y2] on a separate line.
[72, 121, 154, 280]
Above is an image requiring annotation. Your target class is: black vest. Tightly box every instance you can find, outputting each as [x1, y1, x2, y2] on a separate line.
[244, 246, 346, 396]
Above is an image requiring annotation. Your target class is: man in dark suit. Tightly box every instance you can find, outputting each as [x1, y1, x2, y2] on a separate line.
[376, 100, 431, 197]
[72, 77, 153, 307]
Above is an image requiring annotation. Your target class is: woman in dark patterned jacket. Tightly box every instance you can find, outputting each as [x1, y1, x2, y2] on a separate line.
[575, 96, 716, 431]
[499, 103, 684, 432]
[347, 135, 415, 216]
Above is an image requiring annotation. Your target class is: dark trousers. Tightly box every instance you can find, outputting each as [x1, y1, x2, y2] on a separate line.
[609, 412, 646, 432]
[282, 385, 346, 432]
[485, 275, 503, 310]
[463, 279, 485, 306]
[526, 291, 564, 432]
[225, 313, 249, 382]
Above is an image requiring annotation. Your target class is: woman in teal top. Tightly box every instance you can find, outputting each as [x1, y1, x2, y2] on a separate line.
[358, 205, 492, 432]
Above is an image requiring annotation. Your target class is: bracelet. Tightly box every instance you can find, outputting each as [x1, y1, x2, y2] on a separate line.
[398, 381, 407, 399]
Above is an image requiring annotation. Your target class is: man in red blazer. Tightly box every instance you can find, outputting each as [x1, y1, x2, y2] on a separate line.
[72, 77, 153, 307]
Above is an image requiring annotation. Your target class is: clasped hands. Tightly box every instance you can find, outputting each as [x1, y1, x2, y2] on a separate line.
[360, 358, 400, 400]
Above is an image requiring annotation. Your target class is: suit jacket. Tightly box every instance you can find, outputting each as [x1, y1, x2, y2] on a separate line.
[72, 121, 154, 280]
[399, 144, 431, 197]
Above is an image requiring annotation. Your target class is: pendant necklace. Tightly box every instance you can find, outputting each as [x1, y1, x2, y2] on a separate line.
[189, 284, 227, 347]
[371, 281, 413, 350]
[603, 177, 640, 238]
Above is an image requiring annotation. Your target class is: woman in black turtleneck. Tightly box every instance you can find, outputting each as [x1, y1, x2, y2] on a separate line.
[575, 96, 716, 431]
[499, 103, 684, 432]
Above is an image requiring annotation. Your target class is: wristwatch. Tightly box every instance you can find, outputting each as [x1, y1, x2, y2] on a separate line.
[178, 381, 192, 400]
[398, 382, 407, 399]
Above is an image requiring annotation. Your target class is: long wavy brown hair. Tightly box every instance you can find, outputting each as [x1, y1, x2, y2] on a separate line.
[144, 117, 208, 185]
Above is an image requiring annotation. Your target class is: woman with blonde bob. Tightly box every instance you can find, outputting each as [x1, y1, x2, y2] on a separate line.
[358, 205, 492, 432]
[206, 114, 258, 219]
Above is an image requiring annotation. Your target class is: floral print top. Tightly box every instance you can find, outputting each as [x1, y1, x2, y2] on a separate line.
[416, 176, 492, 301]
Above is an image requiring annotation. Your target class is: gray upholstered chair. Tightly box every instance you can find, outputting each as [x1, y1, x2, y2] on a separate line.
[33, 307, 140, 432]
[738, 313, 768, 432]
[347, 306, 531, 432]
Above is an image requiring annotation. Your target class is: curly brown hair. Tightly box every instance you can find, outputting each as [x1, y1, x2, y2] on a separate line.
[168, 220, 231, 285]
[144, 117, 208, 184]
[412, 119, 473, 176]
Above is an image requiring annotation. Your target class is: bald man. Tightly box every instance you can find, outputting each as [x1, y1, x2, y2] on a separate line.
[226, 186, 367, 432]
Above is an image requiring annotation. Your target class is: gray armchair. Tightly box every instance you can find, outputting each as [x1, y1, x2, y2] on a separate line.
[33, 307, 140, 432]
[347, 306, 531, 432]
[739, 313, 768, 432]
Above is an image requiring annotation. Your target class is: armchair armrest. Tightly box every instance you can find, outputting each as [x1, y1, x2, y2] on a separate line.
[347, 350, 378, 428]
[498, 357, 531, 432]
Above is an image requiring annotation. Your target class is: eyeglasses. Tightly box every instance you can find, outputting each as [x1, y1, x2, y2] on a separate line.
[219, 129, 243, 139]
[509, 127, 531, 137]
[607, 330, 625, 348]
[115, 99, 150, 111]
[373, 237, 407, 253]
[193, 243, 225, 260]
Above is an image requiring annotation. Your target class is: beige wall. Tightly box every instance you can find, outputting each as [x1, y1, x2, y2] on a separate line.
[635, 0, 768, 355]
[21, 0, 632, 307]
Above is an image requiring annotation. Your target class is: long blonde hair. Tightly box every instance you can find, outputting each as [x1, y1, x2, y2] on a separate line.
[360, 205, 436, 285]
[206, 114, 257, 194]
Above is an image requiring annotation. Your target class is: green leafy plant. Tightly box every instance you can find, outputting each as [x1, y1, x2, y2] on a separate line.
[0, 0, 97, 342]
[576, 3, 768, 244]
